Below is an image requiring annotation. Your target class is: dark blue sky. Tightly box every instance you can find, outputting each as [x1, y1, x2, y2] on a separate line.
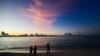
[55, 0, 100, 34]
[56, 0, 100, 25]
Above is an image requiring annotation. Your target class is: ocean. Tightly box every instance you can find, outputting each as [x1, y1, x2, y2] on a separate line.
[0, 36, 100, 50]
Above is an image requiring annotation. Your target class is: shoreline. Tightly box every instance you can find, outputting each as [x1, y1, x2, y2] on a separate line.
[0, 49, 100, 56]
[0, 48, 100, 53]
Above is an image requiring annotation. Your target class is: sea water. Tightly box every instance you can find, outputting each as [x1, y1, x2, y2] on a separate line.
[0, 36, 100, 51]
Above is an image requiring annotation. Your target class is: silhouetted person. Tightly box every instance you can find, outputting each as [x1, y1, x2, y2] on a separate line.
[29, 46, 33, 56]
[46, 42, 50, 56]
[34, 45, 37, 56]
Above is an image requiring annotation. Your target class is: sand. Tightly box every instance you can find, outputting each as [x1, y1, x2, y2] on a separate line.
[0, 49, 100, 56]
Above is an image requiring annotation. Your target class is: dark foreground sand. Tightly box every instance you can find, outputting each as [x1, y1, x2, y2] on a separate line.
[0, 49, 100, 56]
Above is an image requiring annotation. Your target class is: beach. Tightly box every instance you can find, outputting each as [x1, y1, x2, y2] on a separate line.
[0, 37, 100, 56]
[0, 49, 100, 56]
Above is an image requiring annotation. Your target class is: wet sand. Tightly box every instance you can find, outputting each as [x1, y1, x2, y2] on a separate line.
[0, 49, 100, 56]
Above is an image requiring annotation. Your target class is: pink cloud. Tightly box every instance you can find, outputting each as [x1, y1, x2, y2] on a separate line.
[18, 0, 76, 32]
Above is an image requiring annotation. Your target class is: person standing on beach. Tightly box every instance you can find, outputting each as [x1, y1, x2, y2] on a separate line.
[34, 45, 37, 56]
[29, 46, 33, 56]
[46, 42, 50, 56]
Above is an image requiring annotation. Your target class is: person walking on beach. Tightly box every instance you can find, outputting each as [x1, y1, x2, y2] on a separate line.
[46, 42, 50, 56]
[34, 45, 37, 56]
[29, 46, 33, 56]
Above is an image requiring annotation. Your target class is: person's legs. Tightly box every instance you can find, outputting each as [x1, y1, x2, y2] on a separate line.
[34, 52, 36, 56]
[46, 50, 48, 56]
[34, 54, 35, 56]
[49, 49, 50, 55]
[30, 46, 33, 56]
[32, 53, 34, 56]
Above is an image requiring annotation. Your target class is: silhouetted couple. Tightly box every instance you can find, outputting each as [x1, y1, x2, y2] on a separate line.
[29, 45, 37, 56]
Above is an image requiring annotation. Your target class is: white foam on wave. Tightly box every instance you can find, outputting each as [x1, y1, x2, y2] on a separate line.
[0, 49, 60, 53]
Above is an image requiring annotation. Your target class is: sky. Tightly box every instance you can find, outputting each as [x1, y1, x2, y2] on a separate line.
[0, 0, 100, 35]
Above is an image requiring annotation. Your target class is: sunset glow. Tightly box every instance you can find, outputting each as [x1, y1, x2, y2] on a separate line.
[0, 0, 99, 35]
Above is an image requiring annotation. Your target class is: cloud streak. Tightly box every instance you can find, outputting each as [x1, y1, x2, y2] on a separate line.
[18, 0, 76, 32]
